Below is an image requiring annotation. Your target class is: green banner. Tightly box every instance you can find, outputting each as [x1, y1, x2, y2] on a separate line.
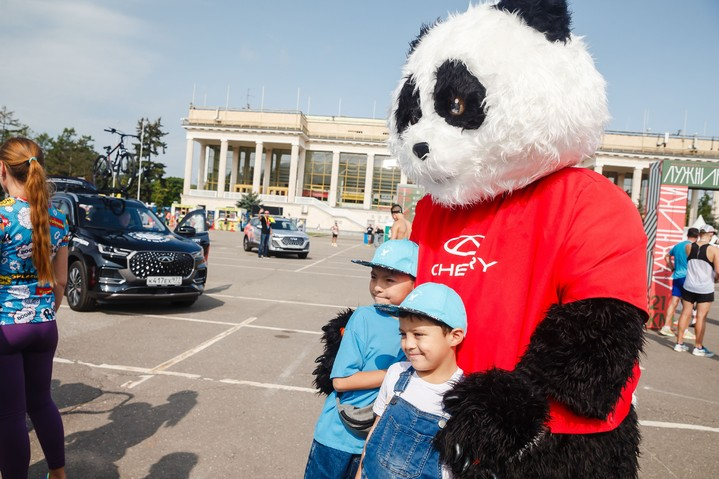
[661, 160, 719, 189]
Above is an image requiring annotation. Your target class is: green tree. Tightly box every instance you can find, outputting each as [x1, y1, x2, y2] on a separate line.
[0, 106, 30, 143]
[133, 117, 169, 202]
[696, 192, 717, 228]
[236, 190, 262, 212]
[44, 128, 97, 179]
[150, 177, 184, 208]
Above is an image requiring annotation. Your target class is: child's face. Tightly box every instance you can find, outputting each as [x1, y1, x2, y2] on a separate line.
[399, 315, 463, 375]
[369, 267, 414, 305]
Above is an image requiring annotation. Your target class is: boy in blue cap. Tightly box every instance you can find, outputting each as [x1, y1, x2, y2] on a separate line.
[305, 240, 419, 479]
[357, 282, 467, 479]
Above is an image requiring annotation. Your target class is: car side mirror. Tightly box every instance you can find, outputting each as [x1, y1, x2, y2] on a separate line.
[175, 225, 197, 236]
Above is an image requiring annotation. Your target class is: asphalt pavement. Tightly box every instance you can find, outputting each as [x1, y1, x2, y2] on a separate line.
[27, 230, 719, 478]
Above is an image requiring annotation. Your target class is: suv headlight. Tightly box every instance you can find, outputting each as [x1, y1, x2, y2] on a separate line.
[98, 244, 133, 257]
[191, 248, 204, 259]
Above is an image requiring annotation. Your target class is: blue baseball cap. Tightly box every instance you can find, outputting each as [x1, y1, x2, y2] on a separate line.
[352, 239, 418, 278]
[377, 282, 467, 331]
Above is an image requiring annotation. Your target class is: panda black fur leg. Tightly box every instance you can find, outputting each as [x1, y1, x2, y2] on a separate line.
[435, 368, 549, 478]
[516, 298, 646, 418]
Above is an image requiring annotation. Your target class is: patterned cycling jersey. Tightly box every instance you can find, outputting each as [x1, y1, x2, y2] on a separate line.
[0, 197, 70, 326]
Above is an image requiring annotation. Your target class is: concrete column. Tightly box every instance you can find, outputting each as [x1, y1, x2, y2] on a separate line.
[288, 143, 300, 202]
[217, 139, 229, 195]
[196, 143, 206, 190]
[689, 189, 699, 225]
[617, 173, 626, 192]
[263, 148, 273, 192]
[296, 148, 307, 197]
[400, 171, 408, 185]
[329, 150, 341, 207]
[229, 146, 238, 193]
[630, 166, 642, 205]
[252, 141, 263, 193]
[363, 153, 374, 210]
[594, 162, 604, 176]
[183, 138, 194, 194]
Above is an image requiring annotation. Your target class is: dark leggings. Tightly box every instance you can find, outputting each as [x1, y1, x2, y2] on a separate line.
[0, 321, 65, 479]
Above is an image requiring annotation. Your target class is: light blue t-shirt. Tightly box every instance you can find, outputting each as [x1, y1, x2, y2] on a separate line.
[313, 305, 405, 454]
[669, 240, 690, 279]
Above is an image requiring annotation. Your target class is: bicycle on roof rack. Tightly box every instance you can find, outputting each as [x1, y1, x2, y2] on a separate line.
[93, 128, 138, 194]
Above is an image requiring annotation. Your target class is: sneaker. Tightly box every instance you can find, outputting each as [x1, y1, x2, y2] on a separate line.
[683, 329, 696, 340]
[692, 347, 715, 358]
[674, 343, 689, 352]
[659, 326, 676, 337]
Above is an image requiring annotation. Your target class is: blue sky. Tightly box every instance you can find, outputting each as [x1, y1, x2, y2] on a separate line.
[1, 0, 717, 177]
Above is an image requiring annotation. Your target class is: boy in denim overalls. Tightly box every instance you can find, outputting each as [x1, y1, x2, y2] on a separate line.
[305, 240, 419, 479]
[358, 282, 466, 479]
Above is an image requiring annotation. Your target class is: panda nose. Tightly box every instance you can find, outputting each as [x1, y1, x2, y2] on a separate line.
[412, 142, 430, 160]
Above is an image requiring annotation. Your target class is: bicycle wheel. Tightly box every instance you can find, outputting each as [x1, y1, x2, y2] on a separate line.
[93, 155, 112, 192]
[115, 152, 137, 191]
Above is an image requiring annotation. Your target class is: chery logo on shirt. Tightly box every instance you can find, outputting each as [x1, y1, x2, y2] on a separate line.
[431, 234, 498, 277]
[444, 235, 484, 257]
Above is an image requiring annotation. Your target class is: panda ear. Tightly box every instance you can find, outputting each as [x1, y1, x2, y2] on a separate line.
[408, 18, 441, 56]
[495, 0, 572, 43]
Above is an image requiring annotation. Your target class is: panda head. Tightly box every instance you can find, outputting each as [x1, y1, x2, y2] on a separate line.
[388, 0, 609, 207]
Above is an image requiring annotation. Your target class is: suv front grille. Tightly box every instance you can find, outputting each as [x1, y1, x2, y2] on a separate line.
[129, 251, 195, 278]
[281, 237, 305, 246]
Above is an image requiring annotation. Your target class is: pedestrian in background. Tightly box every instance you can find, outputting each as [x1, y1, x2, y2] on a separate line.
[660, 227, 699, 338]
[389, 204, 412, 240]
[0, 138, 70, 479]
[258, 209, 272, 258]
[674, 225, 719, 357]
[331, 221, 339, 247]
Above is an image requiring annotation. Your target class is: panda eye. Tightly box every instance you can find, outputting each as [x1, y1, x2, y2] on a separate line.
[394, 76, 422, 134]
[434, 60, 486, 130]
[450, 97, 465, 116]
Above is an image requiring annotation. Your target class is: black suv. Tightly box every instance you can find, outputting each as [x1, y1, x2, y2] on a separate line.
[51, 192, 209, 311]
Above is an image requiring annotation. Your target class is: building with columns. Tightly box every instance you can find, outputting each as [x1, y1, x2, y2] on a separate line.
[180, 106, 719, 231]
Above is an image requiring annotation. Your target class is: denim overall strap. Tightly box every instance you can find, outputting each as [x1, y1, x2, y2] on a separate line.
[362, 366, 445, 479]
[393, 365, 414, 395]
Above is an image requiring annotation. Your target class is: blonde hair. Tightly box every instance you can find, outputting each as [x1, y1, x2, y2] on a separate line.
[0, 137, 54, 284]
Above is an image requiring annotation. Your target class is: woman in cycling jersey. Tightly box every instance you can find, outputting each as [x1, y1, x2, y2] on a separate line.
[0, 138, 70, 479]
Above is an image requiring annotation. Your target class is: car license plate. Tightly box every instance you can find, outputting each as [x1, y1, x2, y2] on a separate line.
[147, 276, 182, 286]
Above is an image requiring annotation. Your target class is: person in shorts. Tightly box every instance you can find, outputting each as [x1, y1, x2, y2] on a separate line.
[675, 225, 719, 357]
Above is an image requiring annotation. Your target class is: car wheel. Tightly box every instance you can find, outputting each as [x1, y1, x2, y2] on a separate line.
[66, 260, 96, 311]
[243, 236, 252, 252]
[298, 252, 308, 259]
[171, 299, 197, 308]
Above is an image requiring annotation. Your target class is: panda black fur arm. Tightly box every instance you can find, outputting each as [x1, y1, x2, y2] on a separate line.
[434, 298, 645, 475]
[515, 297, 646, 419]
[312, 308, 355, 395]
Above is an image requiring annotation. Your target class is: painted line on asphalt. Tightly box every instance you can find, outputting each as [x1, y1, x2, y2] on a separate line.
[245, 324, 322, 335]
[219, 378, 316, 393]
[640, 420, 719, 433]
[151, 317, 257, 373]
[294, 244, 363, 273]
[53, 357, 316, 393]
[642, 385, 719, 406]
[110, 313, 323, 335]
[207, 293, 351, 309]
[121, 375, 154, 389]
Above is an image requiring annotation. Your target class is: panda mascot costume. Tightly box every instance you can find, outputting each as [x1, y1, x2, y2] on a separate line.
[389, 0, 647, 477]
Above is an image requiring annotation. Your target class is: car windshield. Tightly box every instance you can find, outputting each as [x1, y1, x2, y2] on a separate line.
[272, 220, 298, 231]
[78, 197, 168, 233]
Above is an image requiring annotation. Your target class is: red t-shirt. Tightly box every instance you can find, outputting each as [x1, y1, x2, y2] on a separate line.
[410, 168, 647, 434]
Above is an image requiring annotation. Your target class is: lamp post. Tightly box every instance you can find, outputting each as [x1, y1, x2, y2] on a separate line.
[137, 119, 146, 200]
